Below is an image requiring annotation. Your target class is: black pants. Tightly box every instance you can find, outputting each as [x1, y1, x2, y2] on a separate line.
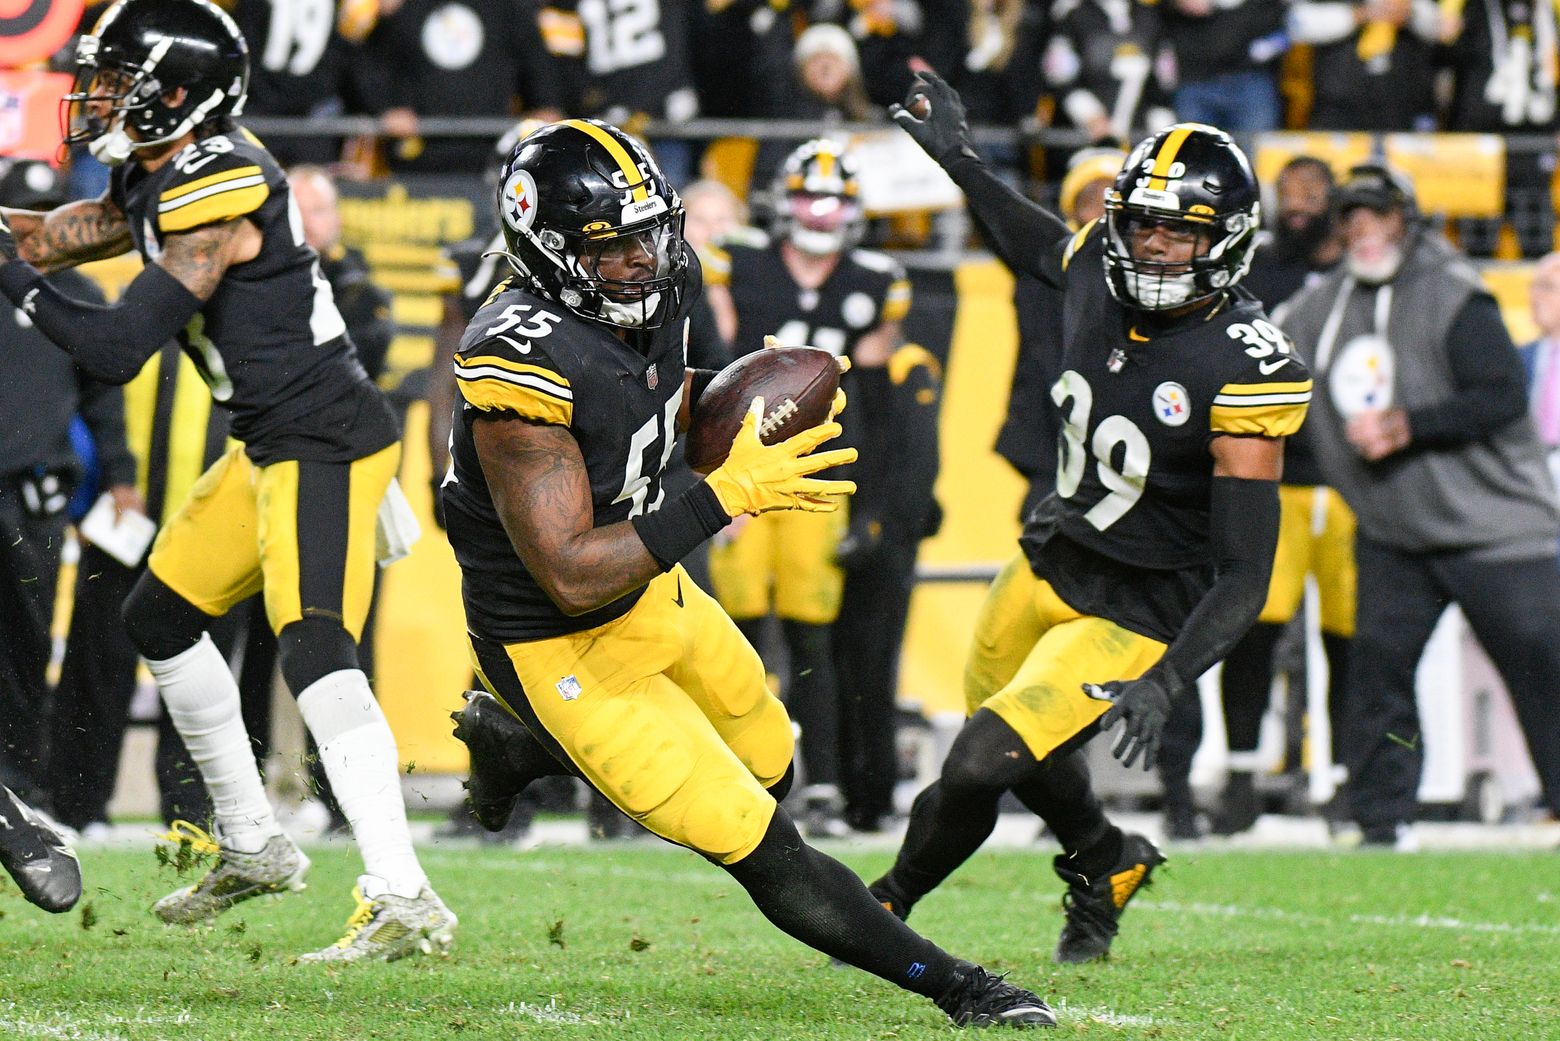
[832, 539, 918, 826]
[0, 486, 67, 799]
[1344, 536, 1560, 828]
[44, 545, 271, 828]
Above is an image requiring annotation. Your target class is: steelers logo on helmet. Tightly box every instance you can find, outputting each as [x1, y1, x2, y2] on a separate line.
[493, 118, 688, 331]
[1101, 123, 1261, 313]
[500, 168, 538, 233]
[775, 138, 864, 257]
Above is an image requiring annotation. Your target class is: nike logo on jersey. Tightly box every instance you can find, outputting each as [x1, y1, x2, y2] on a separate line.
[1127, 327, 1151, 343]
[497, 334, 533, 354]
[673, 574, 684, 608]
[1258, 357, 1291, 375]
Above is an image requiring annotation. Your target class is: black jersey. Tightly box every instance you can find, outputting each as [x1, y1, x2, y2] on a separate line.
[111, 130, 396, 465]
[1044, 0, 1173, 138]
[1019, 223, 1312, 641]
[561, 0, 698, 121]
[710, 237, 911, 359]
[443, 254, 701, 642]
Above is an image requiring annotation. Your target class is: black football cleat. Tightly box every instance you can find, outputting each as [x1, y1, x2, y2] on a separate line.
[1210, 772, 1260, 836]
[450, 691, 533, 832]
[936, 965, 1056, 1028]
[1052, 832, 1165, 964]
[0, 785, 82, 913]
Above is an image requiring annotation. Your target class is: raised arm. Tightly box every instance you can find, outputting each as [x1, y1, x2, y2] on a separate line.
[890, 71, 1073, 284]
[3, 195, 132, 273]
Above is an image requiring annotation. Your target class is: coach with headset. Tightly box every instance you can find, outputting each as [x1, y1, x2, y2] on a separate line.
[1278, 164, 1560, 846]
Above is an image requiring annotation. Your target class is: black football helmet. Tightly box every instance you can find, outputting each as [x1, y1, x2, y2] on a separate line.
[772, 139, 864, 256]
[1102, 123, 1260, 312]
[62, 0, 249, 167]
[495, 119, 686, 330]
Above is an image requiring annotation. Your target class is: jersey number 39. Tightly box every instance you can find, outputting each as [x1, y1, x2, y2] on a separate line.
[1051, 370, 1151, 531]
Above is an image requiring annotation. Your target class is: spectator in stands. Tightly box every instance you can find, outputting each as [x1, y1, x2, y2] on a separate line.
[1520, 252, 1560, 488]
[360, 0, 563, 173]
[1287, 0, 1441, 131]
[1278, 164, 1560, 847]
[1163, 0, 1285, 131]
[916, 0, 1048, 126]
[1042, 0, 1176, 143]
[1442, 0, 1558, 257]
[689, 0, 796, 119]
[754, 25, 882, 194]
[0, 159, 138, 806]
[1192, 156, 1356, 839]
[232, 0, 377, 166]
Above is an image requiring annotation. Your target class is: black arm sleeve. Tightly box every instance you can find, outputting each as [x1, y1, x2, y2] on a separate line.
[944, 157, 1073, 286]
[839, 364, 894, 519]
[1404, 294, 1528, 449]
[1154, 476, 1280, 694]
[0, 260, 202, 385]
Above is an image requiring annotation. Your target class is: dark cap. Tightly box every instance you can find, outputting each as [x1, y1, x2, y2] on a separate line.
[1335, 163, 1417, 219]
[0, 159, 67, 210]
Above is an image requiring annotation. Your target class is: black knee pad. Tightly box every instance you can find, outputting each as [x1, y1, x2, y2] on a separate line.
[122, 573, 210, 661]
[278, 616, 360, 694]
[940, 709, 1038, 793]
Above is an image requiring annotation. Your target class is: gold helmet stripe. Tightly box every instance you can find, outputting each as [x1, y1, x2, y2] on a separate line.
[561, 118, 649, 202]
[1149, 125, 1196, 185]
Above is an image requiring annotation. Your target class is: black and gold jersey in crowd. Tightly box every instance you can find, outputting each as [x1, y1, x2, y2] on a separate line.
[443, 252, 702, 642]
[111, 129, 397, 465]
[708, 237, 911, 359]
[1020, 223, 1312, 642]
[437, 229, 510, 326]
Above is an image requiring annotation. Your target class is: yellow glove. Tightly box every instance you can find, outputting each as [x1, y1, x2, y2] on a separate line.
[706, 396, 858, 517]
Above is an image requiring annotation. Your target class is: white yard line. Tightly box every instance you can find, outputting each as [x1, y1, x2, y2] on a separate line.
[1144, 900, 1560, 936]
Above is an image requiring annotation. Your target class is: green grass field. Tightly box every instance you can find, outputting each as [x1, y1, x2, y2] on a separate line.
[3, 842, 1556, 1040]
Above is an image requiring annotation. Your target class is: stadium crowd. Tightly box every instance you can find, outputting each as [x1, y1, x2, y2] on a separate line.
[2, 0, 1559, 942]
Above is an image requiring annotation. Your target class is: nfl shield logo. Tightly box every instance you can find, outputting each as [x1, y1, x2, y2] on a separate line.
[556, 675, 583, 701]
[646, 365, 658, 390]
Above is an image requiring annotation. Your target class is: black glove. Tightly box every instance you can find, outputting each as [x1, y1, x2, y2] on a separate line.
[0, 211, 17, 263]
[888, 71, 980, 167]
[834, 516, 885, 570]
[1087, 669, 1176, 772]
[430, 475, 447, 530]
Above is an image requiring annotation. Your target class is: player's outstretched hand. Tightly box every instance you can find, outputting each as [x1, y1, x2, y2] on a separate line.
[1088, 671, 1174, 772]
[889, 69, 978, 166]
[706, 396, 857, 517]
[0, 211, 18, 263]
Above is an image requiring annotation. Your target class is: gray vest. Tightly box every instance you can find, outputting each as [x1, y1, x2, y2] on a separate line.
[1279, 233, 1559, 556]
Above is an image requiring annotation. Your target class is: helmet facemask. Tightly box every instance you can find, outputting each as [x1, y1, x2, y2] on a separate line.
[774, 139, 864, 257]
[1103, 195, 1258, 312]
[60, 0, 249, 167]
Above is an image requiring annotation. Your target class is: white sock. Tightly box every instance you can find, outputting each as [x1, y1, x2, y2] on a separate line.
[148, 634, 280, 853]
[297, 670, 426, 897]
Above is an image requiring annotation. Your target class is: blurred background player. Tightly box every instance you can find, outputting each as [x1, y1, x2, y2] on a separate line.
[995, 146, 1125, 523]
[0, 158, 138, 806]
[832, 342, 942, 833]
[703, 138, 911, 834]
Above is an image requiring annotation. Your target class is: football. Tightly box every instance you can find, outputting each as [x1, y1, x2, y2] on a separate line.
[684, 346, 840, 474]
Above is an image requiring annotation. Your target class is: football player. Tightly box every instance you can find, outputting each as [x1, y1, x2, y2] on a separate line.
[873, 73, 1311, 963]
[702, 139, 911, 830]
[443, 118, 1053, 1028]
[0, 0, 454, 960]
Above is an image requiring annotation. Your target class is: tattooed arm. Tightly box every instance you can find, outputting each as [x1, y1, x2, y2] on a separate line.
[3, 196, 133, 272]
[474, 413, 666, 616]
[0, 217, 257, 383]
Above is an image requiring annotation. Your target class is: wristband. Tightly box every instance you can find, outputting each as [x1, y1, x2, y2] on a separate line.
[631, 481, 729, 571]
